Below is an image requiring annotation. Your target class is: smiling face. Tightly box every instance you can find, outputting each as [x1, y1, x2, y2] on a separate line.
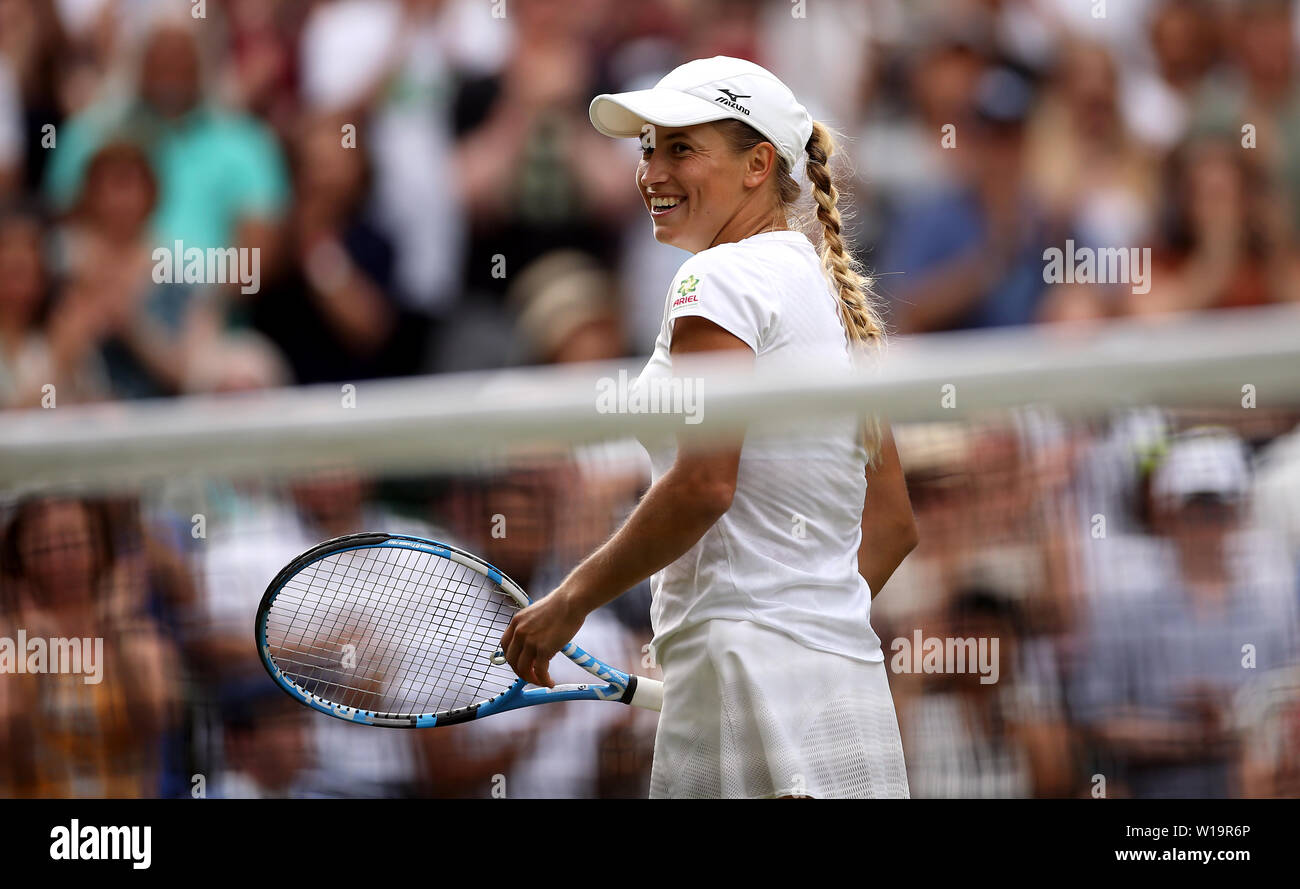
[636, 122, 783, 253]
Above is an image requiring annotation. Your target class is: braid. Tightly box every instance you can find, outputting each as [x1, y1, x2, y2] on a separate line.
[712, 118, 888, 462]
[804, 121, 885, 354]
[804, 121, 888, 462]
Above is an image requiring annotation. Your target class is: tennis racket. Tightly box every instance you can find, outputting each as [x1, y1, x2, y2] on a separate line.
[255, 532, 663, 727]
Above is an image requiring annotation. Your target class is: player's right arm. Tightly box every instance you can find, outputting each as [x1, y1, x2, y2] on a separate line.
[502, 317, 748, 687]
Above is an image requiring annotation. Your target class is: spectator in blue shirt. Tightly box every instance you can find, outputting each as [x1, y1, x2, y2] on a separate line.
[880, 65, 1059, 332]
[43, 18, 288, 256]
[1072, 429, 1299, 797]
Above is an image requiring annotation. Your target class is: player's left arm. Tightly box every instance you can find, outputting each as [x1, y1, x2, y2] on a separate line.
[858, 427, 919, 598]
[502, 317, 747, 686]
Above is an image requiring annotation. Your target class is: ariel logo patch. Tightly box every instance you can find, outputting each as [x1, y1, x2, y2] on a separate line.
[673, 275, 700, 308]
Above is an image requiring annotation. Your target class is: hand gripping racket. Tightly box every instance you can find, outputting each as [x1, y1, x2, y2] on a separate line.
[255, 532, 663, 727]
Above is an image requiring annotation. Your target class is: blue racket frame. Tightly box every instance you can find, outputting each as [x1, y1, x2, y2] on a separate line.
[256, 532, 660, 728]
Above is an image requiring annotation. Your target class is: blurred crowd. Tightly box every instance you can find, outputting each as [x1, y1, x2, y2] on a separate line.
[882, 413, 1300, 798]
[5, 0, 1300, 409]
[2, 0, 1300, 797]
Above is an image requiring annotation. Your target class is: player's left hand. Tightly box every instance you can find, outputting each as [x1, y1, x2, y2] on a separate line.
[500, 587, 586, 688]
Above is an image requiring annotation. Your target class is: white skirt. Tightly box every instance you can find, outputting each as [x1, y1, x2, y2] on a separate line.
[649, 620, 910, 799]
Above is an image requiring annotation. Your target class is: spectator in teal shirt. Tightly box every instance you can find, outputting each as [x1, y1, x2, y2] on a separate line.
[43, 21, 288, 254]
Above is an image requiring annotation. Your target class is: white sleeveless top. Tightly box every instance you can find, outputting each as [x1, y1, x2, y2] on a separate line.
[635, 230, 884, 663]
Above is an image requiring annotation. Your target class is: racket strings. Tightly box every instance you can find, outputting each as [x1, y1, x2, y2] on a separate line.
[309, 551, 505, 712]
[269, 550, 513, 713]
[263, 545, 521, 716]
[276, 547, 410, 704]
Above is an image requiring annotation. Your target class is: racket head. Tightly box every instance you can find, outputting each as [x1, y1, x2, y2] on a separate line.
[255, 532, 531, 728]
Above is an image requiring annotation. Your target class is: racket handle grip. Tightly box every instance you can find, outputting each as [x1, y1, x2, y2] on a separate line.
[624, 675, 664, 712]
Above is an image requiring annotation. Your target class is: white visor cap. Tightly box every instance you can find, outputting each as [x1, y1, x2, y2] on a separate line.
[1151, 431, 1251, 505]
[589, 56, 814, 171]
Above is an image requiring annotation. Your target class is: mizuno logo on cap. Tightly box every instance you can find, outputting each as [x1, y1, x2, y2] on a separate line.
[715, 89, 751, 114]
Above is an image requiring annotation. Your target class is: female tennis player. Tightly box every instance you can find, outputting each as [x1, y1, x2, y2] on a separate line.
[500, 56, 917, 798]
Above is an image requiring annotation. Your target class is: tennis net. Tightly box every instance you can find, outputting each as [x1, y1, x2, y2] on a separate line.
[2, 306, 1300, 798]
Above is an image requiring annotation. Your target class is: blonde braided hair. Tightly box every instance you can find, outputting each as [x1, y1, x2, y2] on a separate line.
[714, 118, 888, 461]
[803, 121, 886, 354]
